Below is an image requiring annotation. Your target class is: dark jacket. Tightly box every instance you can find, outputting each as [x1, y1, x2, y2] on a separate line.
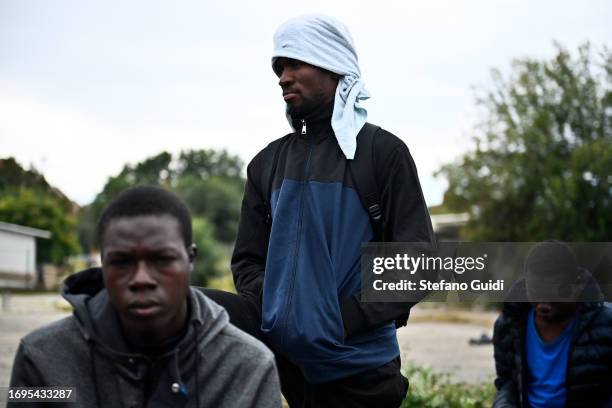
[231, 103, 435, 383]
[492, 279, 612, 408]
[9, 268, 281, 408]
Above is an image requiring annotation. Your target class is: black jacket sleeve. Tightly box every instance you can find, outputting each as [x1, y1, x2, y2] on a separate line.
[230, 153, 270, 303]
[492, 313, 520, 408]
[341, 129, 437, 337]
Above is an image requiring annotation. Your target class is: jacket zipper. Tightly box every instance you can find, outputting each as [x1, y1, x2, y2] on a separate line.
[280, 119, 312, 349]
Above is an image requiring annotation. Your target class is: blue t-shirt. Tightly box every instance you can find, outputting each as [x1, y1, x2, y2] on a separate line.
[525, 308, 576, 408]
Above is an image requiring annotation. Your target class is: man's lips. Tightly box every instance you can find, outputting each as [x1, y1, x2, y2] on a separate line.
[283, 91, 298, 101]
[127, 301, 162, 318]
[536, 303, 553, 316]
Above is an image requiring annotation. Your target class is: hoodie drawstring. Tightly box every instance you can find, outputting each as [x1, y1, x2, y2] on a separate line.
[169, 323, 201, 406]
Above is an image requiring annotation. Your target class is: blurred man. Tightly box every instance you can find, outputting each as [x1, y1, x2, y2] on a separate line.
[204, 14, 435, 408]
[492, 241, 612, 407]
[9, 186, 281, 407]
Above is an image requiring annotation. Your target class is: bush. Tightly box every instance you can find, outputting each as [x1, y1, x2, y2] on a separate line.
[401, 362, 495, 408]
[191, 217, 225, 286]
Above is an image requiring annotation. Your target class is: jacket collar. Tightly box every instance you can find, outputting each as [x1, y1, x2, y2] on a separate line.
[290, 102, 334, 141]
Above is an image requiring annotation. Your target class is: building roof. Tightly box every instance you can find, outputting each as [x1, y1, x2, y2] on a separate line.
[431, 212, 470, 235]
[0, 221, 51, 239]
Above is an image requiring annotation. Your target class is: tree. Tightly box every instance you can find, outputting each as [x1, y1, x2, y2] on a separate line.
[177, 149, 243, 180]
[437, 43, 611, 241]
[87, 152, 173, 222]
[191, 217, 225, 286]
[0, 188, 81, 263]
[0, 158, 49, 190]
[175, 175, 243, 242]
[81, 149, 245, 250]
[0, 158, 81, 263]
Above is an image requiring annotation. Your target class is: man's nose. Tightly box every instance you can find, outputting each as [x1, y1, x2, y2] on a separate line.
[129, 260, 157, 290]
[278, 68, 293, 87]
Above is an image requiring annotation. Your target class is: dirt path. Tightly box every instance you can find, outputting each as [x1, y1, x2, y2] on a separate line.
[0, 293, 70, 387]
[0, 294, 499, 387]
[398, 307, 498, 384]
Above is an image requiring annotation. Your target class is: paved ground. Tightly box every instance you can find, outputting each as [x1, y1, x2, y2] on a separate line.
[0, 294, 498, 387]
[0, 294, 70, 387]
[398, 307, 497, 384]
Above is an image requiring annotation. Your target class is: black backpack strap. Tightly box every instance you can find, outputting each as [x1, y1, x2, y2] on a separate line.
[348, 123, 384, 241]
[261, 134, 291, 228]
[350, 123, 412, 329]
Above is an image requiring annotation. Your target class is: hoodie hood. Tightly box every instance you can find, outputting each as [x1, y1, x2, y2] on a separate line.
[62, 267, 230, 353]
[61, 267, 231, 406]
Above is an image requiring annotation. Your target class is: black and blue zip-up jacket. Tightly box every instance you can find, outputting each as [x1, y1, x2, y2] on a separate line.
[231, 103, 435, 383]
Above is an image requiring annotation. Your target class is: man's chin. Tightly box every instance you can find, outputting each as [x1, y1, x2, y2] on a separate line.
[286, 103, 303, 118]
[286, 100, 317, 119]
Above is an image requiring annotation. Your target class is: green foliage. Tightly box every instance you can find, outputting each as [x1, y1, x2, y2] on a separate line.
[77, 205, 97, 253]
[177, 149, 243, 180]
[0, 188, 81, 264]
[191, 217, 225, 286]
[0, 158, 81, 265]
[175, 175, 243, 242]
[206, 274, 237, 293]
[81, 149, 245, 250]
[438, 43, 612, 241]
[87, 152, 174, 225]
[0, 158, 51, 190]
[401, 362, 495, 408]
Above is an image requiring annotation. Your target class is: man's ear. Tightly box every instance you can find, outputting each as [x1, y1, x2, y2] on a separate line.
[188, 243, 197, 271]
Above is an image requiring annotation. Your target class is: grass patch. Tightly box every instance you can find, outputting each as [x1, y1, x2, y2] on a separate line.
[401, 362, 495, 408]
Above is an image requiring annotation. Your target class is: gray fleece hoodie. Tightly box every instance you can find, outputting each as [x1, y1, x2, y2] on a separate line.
[9, 267, 281, 407]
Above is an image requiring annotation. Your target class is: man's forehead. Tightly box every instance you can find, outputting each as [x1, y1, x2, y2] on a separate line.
[102, 215, 184, 249]
[107, 214, 179, 231]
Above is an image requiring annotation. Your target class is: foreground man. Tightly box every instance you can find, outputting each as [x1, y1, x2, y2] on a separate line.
[205, 14, 435, 408]
[9, 186, 281, 407]
[493, 241, 612, 407]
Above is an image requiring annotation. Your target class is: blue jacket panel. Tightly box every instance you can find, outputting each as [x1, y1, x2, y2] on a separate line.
[262, 179, 398, 382]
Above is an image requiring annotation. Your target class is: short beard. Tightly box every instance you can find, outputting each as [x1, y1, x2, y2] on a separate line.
[286, 101, 315, 118]
[286, 90, 330, 119]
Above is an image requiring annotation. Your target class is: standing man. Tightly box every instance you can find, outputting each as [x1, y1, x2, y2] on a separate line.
[207, 14, 435, 408]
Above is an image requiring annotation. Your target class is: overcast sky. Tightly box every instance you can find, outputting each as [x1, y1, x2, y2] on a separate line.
[1, 0, 610, 206]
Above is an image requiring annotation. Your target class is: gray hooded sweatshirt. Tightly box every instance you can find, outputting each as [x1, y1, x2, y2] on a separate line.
[9, 267, 281, 407]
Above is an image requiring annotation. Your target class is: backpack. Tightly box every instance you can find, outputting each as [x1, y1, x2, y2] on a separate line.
[261, 122, 384, 241]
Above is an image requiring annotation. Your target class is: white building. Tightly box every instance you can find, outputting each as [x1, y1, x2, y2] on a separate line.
[0, 221, 51, 289]
[430, 213, 470, 241]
